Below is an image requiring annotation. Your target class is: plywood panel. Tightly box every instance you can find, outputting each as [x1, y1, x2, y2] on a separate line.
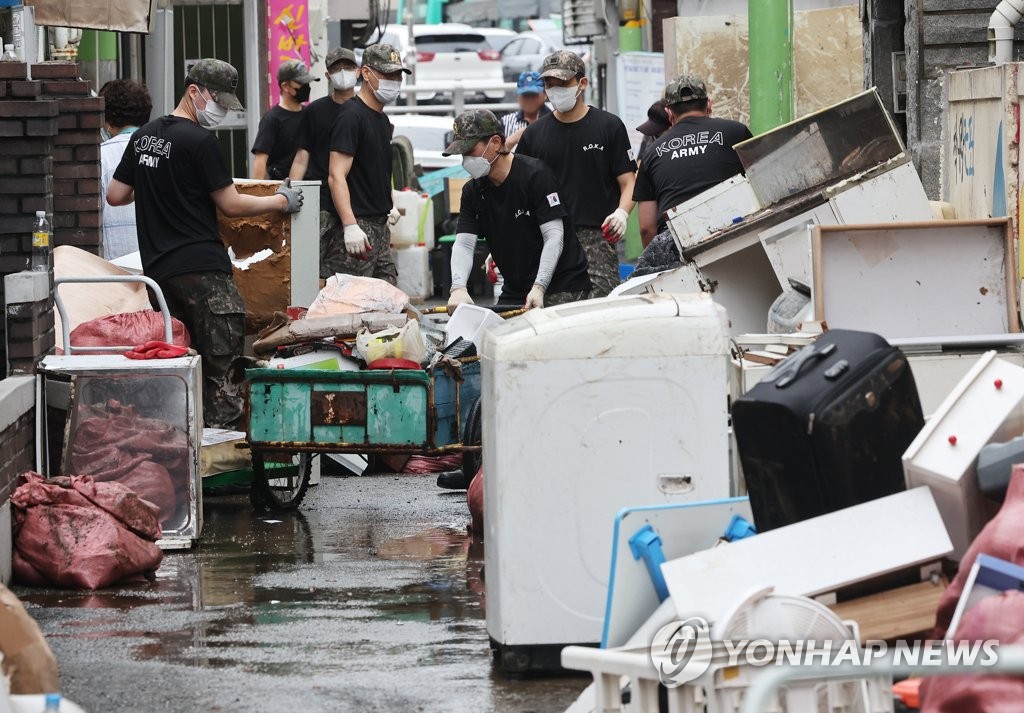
[664, 5, 863, 128]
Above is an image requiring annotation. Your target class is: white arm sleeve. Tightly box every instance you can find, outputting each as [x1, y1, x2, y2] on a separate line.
[534, 218, 564, 290]
[450, 232, 477, 290]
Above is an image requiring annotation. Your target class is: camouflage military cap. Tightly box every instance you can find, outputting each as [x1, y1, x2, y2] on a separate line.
[362, 43, 411, 75]
[664, 74, 708, 104]
[278, 59, 316, 85]
[442, 109, 504, 156]
[325, 47, 357, 69]
[186, 58, 244, 111]
[539, 50, 586, 81]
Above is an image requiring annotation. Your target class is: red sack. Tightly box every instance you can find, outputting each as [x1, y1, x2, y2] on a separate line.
[405, 454, 463, 474]
[11, 472, 164, 590]
[467, 467, 483, 535]
[921, 590, 1024, 712]
[61, 310, 190, 355]
[933, 465, 1024, 637]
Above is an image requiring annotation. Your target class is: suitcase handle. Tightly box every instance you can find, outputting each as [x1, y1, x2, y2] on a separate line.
[773, 341, 836, 389]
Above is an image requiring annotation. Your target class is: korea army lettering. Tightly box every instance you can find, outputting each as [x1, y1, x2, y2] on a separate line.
[134, 134, 172, 167]
[655, 130, 725, 158]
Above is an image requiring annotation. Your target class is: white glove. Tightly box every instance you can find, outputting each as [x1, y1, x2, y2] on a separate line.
[601, 207, 630, 243]
[447, 286, 474, 315]
[388, 206, 402, 226]
[524, 284, 545, 310]
[343, 223, 372, 259]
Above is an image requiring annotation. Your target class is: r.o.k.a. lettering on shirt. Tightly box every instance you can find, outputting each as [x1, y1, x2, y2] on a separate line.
[514, 208, 532, 219]
[654, 131, 725, 159]
[582, 143, 604, 152]
[134, 135, 172, 167]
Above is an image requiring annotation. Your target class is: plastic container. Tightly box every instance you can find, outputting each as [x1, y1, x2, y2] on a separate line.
[391, 189, 435, 249]
[392, 245, 432, 301]
[1, 44, 18, 62]
[444, 303, 503, 349]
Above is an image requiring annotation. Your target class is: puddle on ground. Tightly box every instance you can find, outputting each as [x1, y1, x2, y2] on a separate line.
[17, 485, 588, 712]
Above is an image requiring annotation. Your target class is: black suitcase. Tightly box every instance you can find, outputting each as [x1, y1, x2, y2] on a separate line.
[732, 329, 924, 531]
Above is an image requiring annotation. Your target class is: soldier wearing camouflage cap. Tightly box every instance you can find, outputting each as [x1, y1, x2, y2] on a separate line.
[107, 57, 304, 429]
[322, 43, 410, 283]
[443, 108, 591, 318]
[251, 60, 317, 180]
[632, 73, 751, 273]
[515, 49, 637, 298]
[289, 46, 361, 276]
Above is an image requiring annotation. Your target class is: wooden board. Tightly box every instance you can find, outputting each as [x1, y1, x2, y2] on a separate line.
[447, 177, 469, 214]
[830, 578, 947, 642]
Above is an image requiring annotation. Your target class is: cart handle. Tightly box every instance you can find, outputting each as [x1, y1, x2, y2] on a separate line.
[54, 275, 173, 354]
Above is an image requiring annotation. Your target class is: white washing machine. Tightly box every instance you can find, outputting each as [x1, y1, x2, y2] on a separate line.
[480, 293, 735, 674]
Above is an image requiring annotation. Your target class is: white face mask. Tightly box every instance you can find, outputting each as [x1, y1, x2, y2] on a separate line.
[330, 69, 357, 91]
[547, 83, 582, 113]
[368, 70, 401, 105]
[192, 89, 228, 128]
[463, 139, 498, 179]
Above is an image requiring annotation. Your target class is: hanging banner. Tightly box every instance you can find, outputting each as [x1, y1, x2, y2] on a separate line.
[267, 0, 311, 108]
[615, 51, 665, 159]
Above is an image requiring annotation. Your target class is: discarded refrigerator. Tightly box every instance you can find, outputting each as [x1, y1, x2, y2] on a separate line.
[479, 293, 734, 674]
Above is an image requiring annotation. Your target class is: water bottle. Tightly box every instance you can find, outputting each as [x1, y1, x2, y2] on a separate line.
[42, 693, 61, 711]
[0, 44, 18, 62]
[31, 210, 51, 272]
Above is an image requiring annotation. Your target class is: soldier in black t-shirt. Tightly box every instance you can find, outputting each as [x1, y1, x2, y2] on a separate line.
[442, 109, 590, 314]
[107, 58, 303, 429]
[633, 75, 752, 261]
[289, 47, 359, 278]
[251, 60, 316, 180]
[516, 50, 637, 298]
[325, 43, 410, 284]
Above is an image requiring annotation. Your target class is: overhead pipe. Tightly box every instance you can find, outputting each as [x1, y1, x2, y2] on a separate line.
[990, 0, 1024, 64]
[748, 0, 795, 135]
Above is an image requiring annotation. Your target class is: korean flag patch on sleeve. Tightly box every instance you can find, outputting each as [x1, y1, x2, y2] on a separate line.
[628, 148, 637, 161]
[547, 192, 561, 207]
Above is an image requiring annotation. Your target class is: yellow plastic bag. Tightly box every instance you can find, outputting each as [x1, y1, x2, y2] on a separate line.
[355, 320, 426, 364]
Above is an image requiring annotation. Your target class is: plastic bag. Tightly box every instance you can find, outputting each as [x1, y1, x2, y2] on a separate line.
[355, 319, 427, 364]
[62, 310, 190, 355]
[11, 472, 163, 590]
[307, 274, 410, 319]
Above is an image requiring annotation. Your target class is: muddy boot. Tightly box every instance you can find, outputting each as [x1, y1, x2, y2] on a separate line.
[436, 468, 470, 490]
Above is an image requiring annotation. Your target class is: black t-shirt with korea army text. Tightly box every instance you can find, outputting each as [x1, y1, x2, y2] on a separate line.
[632, 115, 752, 222]
[113, 115, 234, 283]
[296, 95, 347, 215]
[457, 154, 590, 298]
[329, 97, 395, 218]
[251, 104, 305, 180]
[516, 106, 637, 229]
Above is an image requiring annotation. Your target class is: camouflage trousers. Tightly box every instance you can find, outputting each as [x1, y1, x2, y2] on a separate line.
[576, 226, 620, 298]
[320, 212, 398, 285]
[633, 229, 681, 277]
[155, 271, 246, 430]
[546, 289, 591, 306]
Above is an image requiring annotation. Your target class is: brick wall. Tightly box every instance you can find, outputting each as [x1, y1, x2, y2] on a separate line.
[5, 272, 55, 376]
[0, 376, 36, 502]
[0, 61, 103, 369]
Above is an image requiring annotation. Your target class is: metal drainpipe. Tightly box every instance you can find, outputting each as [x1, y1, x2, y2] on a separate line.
[990, 0, 1024, 64]
[748, 0, 795, 135]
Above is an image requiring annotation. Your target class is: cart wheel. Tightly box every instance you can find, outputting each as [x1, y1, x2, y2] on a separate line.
[462, 396, 483, 479]
[251, 451, 312, 511]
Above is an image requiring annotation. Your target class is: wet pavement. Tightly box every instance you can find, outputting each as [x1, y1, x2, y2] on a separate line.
[16, 471, 590, 712]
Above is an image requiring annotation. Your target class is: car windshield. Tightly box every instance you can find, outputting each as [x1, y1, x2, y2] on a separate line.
[416, 34, 488, 53]
[483, 34, 516, 51]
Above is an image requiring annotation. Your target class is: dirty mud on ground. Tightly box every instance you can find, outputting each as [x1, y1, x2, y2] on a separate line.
[17, 471, 589, 712]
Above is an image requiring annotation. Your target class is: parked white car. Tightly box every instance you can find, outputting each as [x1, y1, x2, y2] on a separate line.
[370, 23, 507, 102]
[389, 113, 462, 171]
[499, 29, 590, 83]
